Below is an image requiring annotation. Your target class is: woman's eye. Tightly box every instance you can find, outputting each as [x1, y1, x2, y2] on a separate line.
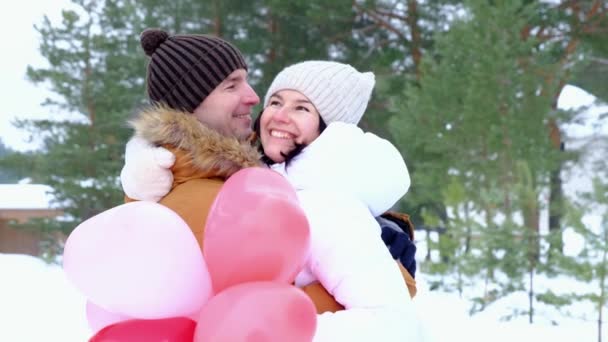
[270, 100, 280, 106]
[296, 106, 310, 112]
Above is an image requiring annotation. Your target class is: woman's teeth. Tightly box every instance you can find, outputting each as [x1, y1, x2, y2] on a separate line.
[271, 130, 294, 139]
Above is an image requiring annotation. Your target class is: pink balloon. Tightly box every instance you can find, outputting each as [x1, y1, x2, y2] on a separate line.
[204, 168, 311, 293]
[86, 300, 131, 334]
[63, 201, 212, 319]
[219, 167, 300, 204]
[195, 282, 317, 342]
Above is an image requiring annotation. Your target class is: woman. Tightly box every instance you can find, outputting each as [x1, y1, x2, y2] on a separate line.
[122, 59, 423, 340]
[253, 61, 421, 341]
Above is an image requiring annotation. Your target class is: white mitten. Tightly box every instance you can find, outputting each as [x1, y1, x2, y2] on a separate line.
[120, 136, 175, 202]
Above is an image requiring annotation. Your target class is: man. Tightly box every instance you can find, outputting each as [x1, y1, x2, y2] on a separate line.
[122, 28, 417, 312]
[138, 27, 259, 140]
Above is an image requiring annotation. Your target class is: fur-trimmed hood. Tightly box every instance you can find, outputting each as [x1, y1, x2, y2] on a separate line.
[129, 105, 261, 180]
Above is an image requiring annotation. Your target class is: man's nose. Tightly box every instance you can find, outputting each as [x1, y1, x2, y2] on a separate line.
[242, 83, 260, 106]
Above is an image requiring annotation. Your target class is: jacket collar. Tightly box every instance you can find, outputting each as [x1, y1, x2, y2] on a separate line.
[129, 105, 261, 179]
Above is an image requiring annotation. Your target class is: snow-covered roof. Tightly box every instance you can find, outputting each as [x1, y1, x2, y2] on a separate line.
[0, 184, 57, 210]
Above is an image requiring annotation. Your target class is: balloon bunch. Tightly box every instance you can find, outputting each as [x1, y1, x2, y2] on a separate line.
[63, 168, 316, 342]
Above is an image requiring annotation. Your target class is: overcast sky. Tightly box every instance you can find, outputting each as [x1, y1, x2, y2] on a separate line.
[0, 0, 73, 151]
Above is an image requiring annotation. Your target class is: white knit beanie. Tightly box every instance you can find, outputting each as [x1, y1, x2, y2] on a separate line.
[263, 61, 376, 125]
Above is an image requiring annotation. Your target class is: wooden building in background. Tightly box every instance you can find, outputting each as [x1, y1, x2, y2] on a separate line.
[0, 184, 62, 256]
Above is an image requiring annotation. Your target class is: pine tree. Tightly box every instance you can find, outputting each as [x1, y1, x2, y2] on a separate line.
[549, 138, 608, 341]
[0, 0, 153, 244]
[0, 140, 22, 183]
[389, 0, 565, 315]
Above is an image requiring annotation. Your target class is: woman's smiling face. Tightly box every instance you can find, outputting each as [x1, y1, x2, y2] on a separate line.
[259, 89, 322, 163]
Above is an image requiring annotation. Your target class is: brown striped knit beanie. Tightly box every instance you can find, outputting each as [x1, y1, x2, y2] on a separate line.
[140, 28, 248, 113]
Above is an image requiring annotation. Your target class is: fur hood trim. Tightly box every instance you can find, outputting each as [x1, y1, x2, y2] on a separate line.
[129, 105, 261, 178]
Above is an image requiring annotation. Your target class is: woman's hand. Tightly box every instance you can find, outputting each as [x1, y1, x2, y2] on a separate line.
[380, 223, 417, 278]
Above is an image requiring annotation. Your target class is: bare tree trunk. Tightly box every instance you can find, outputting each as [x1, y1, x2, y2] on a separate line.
[529, 267, 534, 324]
[549, 166, 564, 253]
[213, 0, 222, 37]
[525, 202, 538, 324]
[598, 228, 608, 342]
[599, 288, 604, 342]
[267, 11, 277, 64]
[425, 226, 431, 262]
[173, 2, 179, 32]
[464, 204, 472, 254]
[406, 0, 423, 80]
[83, 14, 96, 179]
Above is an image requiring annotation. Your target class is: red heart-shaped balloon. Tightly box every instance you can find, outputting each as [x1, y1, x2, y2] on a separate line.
[89, 317, 196, 342]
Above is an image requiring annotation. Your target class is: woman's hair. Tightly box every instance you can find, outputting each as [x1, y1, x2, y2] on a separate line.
[253, 109, 327, 166]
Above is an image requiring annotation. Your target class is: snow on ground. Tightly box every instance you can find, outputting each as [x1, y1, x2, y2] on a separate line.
[0, 252, 601, 342]
[0, 254, 89, 342]
[414, 277, 598, 342]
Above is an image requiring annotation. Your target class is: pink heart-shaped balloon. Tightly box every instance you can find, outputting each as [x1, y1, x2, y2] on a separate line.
[195, 282, 316, 342]
[63, 201, 212, 319]
[86, 300, 131, 334]
[203, 168, 310, 293]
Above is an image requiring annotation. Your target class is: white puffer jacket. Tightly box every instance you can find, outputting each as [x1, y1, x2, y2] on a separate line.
[271, 122, 424, 341]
